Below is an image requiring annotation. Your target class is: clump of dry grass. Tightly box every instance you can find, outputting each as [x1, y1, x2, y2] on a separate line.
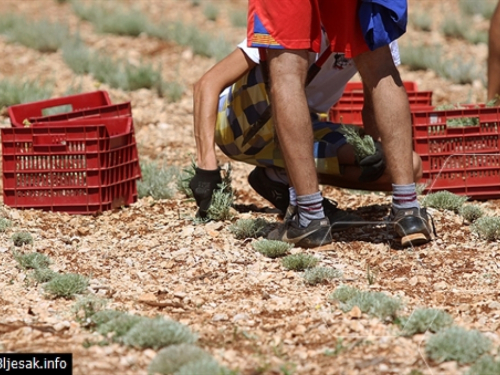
[253, 239, 293, 259]
[11, 231, 34, 247]
[472, 216, 500, 240]
[425, 326, 491, 364]
[339, 125, 376, 160]
[122, 317, 197, 350]
[229, 218, 269, 239]
[13, 251, 50, 270]
[421, 190, 468, 213]
[330, 285, 402, 321]
[44, 273, 89, 299]
[303, 267, 342, 285]
[282, 253, 319, 271]
[400, 308, 454, 336]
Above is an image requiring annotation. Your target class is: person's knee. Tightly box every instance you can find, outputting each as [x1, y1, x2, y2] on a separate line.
[413, 152, 423, 181]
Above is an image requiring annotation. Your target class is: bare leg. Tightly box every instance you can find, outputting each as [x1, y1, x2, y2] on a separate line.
[267, 49, 319, 197]
[488, 1, 500, 101]
[353, 45, 414, 186]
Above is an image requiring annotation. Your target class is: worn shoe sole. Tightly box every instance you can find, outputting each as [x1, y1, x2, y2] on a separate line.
[400, 232, 431, 247]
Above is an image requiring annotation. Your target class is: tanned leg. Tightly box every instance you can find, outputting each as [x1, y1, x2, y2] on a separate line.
[267, 49, 319, 197]
[488, 1, 500, 101]
[353, 45, 414, 186]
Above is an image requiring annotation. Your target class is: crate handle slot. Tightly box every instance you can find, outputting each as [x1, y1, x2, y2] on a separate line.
[33, 134, 68, 150]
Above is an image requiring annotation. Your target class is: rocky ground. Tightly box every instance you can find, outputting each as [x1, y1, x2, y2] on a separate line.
[0, 1, 499, 375]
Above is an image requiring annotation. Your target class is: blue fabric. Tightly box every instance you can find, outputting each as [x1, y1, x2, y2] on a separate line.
[359, 0, 408, 51]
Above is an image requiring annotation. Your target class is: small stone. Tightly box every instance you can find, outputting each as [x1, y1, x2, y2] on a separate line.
[349, 306, 362, 319]
[212, 313, 228, 322]
[232, 313, 249, 322]
[77, 227, 89, 236]
[433, 281, 448, 291]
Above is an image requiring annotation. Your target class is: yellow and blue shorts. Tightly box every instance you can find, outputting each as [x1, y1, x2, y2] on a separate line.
[215, 65, 347, 176]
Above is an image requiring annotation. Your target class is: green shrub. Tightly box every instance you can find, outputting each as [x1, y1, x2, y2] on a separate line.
[158, 80, 185, 103]
[0, 78, 53, 109]
[330, 285, 361, 303]
[122, 317, 197, 350]
[410, 12, 432, 31]
[425, 326, 491, 364]
[90, 310, 124, 327]
[73, 295, 108, 322]
[330, 286, 401, 320]
[340, 125, 376, 160]
[94, 8, 149, 37]
[11, 232, 34, 247]
[137, 160, 178, 200]
[148, 20, 232, 61]
[252, 239, 293, 259]
[435, 55, 484, 85]
[229, 218, 268, 239]
[459, 0, 497, 19]
[230, 10, 247, 28]
[44, 273, 89, 299]
[62, 38, 92, 75]
[400, 308, 454, 336]
[421, 190, 468, 213]
[177, 160, 196, 198]
[175, 358, 226, 375]
[205, 168, 234, 221]
[32, 268, 58, 283]
[13, 251, 50, 270]
[441, 16, 468, 39]
[71, 1, 102, 22]
[466, 355, 500, 375]
[472, 216, 500, 240]
[0, 14, 23, 33]
[303, 267, 342, 286]
[282, 253, 319, 271]
[465, 30, 489, 45]
[97, 313, 144, 340]
[0, 218, 12, 232]
[399, 43, 441, 71]
[460, 204, 484, 223]
[122, 61, 162, 91]
[88, 53, 165, 93]
[148, 344, 214, 375]
[4, 18, 70, 53]
[203, 3, 219, 21]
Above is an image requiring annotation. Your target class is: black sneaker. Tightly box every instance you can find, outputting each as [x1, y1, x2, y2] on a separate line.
[323, 198, 363, 232]
[248, 167, 289, 214]
[390, 206, 435, 247]
[268, 215, 333, 248]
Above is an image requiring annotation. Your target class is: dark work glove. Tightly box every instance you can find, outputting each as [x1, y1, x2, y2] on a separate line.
[358, 142, 386, 182]
[188, 167, 222, 218]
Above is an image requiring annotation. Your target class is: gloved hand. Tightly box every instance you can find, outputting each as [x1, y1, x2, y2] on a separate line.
[188, 167, 222, 218]
[358, 142, 386, 182]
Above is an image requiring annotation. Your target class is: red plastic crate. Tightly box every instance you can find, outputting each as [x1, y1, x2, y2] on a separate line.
[329, 103, 433, 126]
[1, 116, 141, 214]
[411, 106, 500, 199]
[343, 81, 419, 92]
[27, 102, 132, 124]
[8, 91, 112, 128]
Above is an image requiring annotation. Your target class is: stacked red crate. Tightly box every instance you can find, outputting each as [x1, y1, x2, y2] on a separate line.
[2, 91, 141, 214]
